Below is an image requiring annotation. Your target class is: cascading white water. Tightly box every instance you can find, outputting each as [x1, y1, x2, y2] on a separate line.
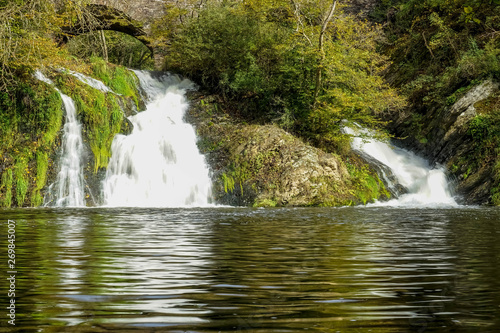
[345, 126, 458, 207]
[35, 71, 85, 207]
[102, 71, 213, 207]
[68, 70, 115, 93]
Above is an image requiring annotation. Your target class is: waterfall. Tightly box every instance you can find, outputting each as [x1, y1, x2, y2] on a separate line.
[68, 70, 115, 93]
[101, 71, 213, 207]
[35, 71, 85, 207]
[345, 126, 458, 207]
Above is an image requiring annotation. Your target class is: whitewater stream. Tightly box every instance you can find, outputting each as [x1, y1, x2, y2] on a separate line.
[345, 125, 458, 207]
[37, 70, 212, 208]
[102, 71, 213, 207]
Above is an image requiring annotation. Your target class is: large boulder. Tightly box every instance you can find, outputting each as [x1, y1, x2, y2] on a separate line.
[186, 94, 391, 207]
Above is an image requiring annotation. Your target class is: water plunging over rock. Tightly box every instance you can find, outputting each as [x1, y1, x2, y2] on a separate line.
[102, 71, 213, 207]
[345, 126, 458, 207]
[387, 79, 500, 204]
[35, 71, 86, 207]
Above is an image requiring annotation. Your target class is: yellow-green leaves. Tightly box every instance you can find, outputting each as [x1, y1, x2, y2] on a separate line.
[162, 0, 405, 154]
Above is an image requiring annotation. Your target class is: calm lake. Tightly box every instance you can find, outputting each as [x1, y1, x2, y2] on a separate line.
[1, 207, 500, 332]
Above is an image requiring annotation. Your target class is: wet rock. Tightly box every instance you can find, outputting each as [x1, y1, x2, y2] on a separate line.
[387, 79, 500, 204]
[354, 150, 408, 198]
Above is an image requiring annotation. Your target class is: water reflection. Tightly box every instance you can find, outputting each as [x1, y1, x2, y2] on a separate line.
[1, 207, 500, 332]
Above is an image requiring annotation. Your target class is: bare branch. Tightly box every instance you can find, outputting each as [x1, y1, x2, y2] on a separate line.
[290, 0, 313, 46]
[318, 0, 337, 52]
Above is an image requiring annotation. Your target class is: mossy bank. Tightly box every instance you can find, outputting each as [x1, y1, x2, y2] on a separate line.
[0, 59, 143, 207]
[187, 94, 391, 207]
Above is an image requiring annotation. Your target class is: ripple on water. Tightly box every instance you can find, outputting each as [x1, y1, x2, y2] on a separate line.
[1, 207, 500, 332]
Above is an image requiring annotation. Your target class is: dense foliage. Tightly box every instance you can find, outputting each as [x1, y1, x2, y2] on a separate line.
[373, 0, 500, 106]
[371, 0, 500, 203]
[0, 0, 146, 207]
[162, 0, 405, 153]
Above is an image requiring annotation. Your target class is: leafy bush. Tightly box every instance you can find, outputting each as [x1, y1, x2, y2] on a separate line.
[166, 6, 287, 106]
[164, 1, 405, 153]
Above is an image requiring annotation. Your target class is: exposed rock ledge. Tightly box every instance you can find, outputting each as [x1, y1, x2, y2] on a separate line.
[186, 95, 390, 207]
[388, 79, 500, 204]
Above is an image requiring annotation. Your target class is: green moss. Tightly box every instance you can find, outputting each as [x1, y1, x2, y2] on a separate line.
[90, 57, 141, 107]
[253, 198, 278, 207]
[90, 56, 111, 85]
[222, 172, 236, 194]
[14, 155, 29, 206]
[0, 79, 63, 155]
[1, 169, 13, 208]
[0, 74, 66, 207]
[39, 90, 63, 147]
[35, 151, 49, 188]
[109, 66, 138, 97]
[31, 151, 49, 207]
[222, 164, 249, 196]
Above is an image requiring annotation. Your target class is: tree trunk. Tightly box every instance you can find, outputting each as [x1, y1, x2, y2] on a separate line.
[100, 30, 108, 62]
[313, 0, 337, 106]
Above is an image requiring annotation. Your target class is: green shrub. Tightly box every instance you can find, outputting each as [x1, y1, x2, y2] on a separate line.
[1, 169, 13, 208]
[165, 1, 405, 154]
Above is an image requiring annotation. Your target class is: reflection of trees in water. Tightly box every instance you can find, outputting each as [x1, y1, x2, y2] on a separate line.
[204, 208, 373, 331]
[2, 208, 500, 331]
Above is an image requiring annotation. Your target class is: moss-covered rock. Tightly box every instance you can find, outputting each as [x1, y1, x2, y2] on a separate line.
[0, 61, 145, 207]
[0, 77, 64, 208]
[187, 93, 391, 207]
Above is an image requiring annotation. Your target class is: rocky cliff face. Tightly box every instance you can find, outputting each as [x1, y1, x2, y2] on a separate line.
[388, 79, 500, 204]
[90, 0, 165, 26]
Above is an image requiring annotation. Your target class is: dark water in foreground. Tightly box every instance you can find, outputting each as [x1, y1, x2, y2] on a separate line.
[1, 207, 500, 332]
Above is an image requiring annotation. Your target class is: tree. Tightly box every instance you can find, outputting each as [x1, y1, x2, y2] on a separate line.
[0, 0, 60, 89]
[161, 0, 405, 152]
[314, 0, 337, 105]
[0, 0, 112, 90]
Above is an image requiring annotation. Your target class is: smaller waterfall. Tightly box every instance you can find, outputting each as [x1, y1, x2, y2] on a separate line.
[345, 126, 458, 207]
[102, 71, 213, 207]
[68, 70, 115, 93]
[35, 71, 85, 207]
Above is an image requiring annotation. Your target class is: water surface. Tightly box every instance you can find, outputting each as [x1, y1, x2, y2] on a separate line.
[1, 207, 500, 332]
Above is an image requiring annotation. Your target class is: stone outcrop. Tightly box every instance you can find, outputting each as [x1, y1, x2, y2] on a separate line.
[388, 79, 500, 204]
[217, 125, 351, 206]
[186, 94, 390, 207]
[89, 0, 165, 28]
